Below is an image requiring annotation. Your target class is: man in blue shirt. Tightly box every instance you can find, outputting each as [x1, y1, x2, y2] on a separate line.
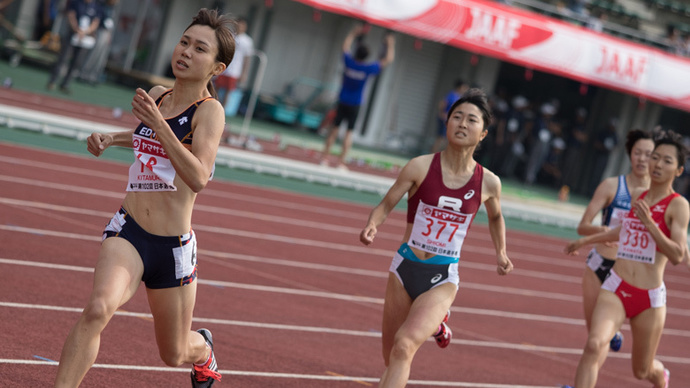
[320, 23, 395, 170]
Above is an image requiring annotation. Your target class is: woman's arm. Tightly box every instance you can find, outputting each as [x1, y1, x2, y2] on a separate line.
[482, 169, 513, 275]
[577, 176, 615, 236]
[86, 130, 134, 157]
[635, 196, 689, 265]
[360, 157, 425, 245]
[130, 87, 225, 192]
[565, 226, 622, 255]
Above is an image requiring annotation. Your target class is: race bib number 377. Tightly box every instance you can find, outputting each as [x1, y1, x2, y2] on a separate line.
[616, 217, 656, 264]
[408, 201, 471, 257]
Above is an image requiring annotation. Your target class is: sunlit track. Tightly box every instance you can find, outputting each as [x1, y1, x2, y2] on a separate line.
[3, 142, 690, 387]
[2, 301, 690, 365]
[2, 257, 690, 337]
[3, 205, 690, 301]
[0, 185, 601, 271]
[0, 359, 562, 388]
[0, 152, 572, 252]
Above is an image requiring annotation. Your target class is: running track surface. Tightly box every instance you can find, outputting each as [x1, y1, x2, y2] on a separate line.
[1, 141, 689, 388]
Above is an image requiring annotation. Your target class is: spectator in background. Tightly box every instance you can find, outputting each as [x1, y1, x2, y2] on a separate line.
[588, 118, 619, 195]
[431, 79, 469, 153]
[665, 25, 684, 55]
[46, 0, 102, 94]
[538, 125, 566, 188]
[499, 95, 532, 179]
[320, 23, 395, 170]
[567, 0, 587, 16]
[215, 16, 253, 111]
[524, 102, 558, 185]
[34, 0, 58, 42]
[586, 11, 607, 33]
[79, 0, 118, 85]
[561, 107, 589, 189]
[484, 88, 510, 172]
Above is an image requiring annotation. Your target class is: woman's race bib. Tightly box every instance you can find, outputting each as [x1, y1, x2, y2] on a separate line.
[127, 133, 177, 191]
[407, 201, 471, 257]
[616, 216, 656, 264]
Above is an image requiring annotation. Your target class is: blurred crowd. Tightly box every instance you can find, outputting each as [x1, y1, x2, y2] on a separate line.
[468, 90, 690, 199]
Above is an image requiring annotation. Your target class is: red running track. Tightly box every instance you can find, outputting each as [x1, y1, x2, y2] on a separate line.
[1, 141, 689, 387]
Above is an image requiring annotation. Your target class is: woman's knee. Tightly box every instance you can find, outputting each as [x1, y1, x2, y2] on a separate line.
[388, 335, 420, 362]
[583, 335, 609, 356]
[631, 364, 654, 381]
[159, 347, 186, 367]
[81, 297, 117, 327]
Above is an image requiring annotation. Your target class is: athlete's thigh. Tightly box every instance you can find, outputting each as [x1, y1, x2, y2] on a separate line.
[91, 237, 144, 308]
[582, 267, 602, 328]
[381, 274, 412, 355]
[146, 281, 198, 353]
[589, 290, 626, 343]
[630, 306, 666, 372]
[398, 283, 456, 343]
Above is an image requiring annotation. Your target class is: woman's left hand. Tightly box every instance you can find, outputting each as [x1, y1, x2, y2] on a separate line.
[131, 88, 164, 130]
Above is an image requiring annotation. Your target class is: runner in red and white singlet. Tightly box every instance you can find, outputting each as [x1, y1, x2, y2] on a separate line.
[565, 130, 690, 388]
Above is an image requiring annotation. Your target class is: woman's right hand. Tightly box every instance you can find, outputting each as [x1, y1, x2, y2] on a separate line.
[87, 132, 112, 157]
[360, 225, 377, 246]
[564, 239, 583, 255]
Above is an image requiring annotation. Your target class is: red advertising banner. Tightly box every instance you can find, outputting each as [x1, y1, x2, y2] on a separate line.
[292, 0, 690, 112]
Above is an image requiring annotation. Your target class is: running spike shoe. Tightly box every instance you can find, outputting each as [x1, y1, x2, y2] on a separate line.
[610, 331, 623, 352]
[433, 310, 452, 348]
[191, 329, 222, 387]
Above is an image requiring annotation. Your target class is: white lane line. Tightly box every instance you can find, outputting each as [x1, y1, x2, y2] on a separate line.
[0, 358, 560, 388]
[2, 301, 690, 366]
[2, 217, 690, 305]
[0, 162, 570, 256]
[2, 258, 690, 339]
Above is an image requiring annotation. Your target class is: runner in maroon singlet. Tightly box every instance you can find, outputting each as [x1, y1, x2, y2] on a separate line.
[360, 88, 513, 388]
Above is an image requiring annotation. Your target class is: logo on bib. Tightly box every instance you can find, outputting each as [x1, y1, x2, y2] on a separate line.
[430, 273, 443, 284]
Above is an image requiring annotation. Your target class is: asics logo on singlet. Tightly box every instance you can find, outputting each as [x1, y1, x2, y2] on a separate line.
[178, 116, 188, 125]
[464, 190, 475, 200]
[430, 274, 443, 284]
[620, 290, 632, 298]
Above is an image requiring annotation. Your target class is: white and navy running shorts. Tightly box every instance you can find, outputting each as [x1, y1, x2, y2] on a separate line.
[390, 243, 459, 300]
[103, 207, 198, 289]
[586, 248, 616, 284]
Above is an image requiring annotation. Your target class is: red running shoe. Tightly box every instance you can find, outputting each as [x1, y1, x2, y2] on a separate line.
[433, 310, 452, 348]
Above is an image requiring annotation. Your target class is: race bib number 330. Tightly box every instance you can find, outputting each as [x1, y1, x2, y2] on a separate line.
[408, 201, 471, 257]
[616, 217, 656, 264]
